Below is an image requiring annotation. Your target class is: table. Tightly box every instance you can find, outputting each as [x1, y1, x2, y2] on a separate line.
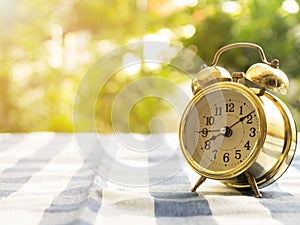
[0, 132, 299, 225]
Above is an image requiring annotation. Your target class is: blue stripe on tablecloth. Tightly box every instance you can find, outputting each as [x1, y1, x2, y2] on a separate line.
[39, 169, 101, 225]
[39, 136, 106, 225]
[59, 184, 96, 196]
[45, 194, 101, 213]
[0, 135, 71, 198]
[71, 174, 95, 181]
[62, 219, 91, 225]
[152, 191, 212, 217]
[148, 146, 217, 223]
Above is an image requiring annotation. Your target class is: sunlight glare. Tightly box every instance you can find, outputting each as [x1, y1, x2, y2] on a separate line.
[175, 0, 198, 8]
[221, 1, 241, 14]
[122, 53, 141, 76]
[282, 0, 299, 14]
[182, 24, 196, 38]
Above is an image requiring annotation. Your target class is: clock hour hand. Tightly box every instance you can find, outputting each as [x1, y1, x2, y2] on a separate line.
[209, 133, 223, 140]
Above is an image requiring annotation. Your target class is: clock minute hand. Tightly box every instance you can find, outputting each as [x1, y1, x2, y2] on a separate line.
[229, 110, 255, 129]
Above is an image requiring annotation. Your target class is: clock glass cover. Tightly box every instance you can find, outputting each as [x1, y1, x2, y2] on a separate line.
[180, 83, 266, 179]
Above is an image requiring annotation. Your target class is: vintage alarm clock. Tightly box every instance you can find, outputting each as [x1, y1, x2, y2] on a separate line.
[179, 43, 297, 197]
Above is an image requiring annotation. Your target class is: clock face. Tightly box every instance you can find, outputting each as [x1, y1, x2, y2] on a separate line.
[180, 82, 266, 179]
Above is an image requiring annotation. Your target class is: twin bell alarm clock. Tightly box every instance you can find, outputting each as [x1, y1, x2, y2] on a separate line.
[179, 43, 297, 197]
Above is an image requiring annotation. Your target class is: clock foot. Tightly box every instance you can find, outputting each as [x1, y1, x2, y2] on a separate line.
[191, 176, 207, 192]
[244, 171, 262, 198]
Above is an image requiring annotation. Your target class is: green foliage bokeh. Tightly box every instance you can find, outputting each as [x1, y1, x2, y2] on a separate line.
[0, 0, 299, 132]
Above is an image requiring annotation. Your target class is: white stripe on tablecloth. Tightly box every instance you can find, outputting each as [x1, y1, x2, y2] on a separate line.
[0, 135, 83, 225]
[184, 166, 284, 225]
[95, 188, 156, 225]
[276, 136, 300, 195]
[277, 166, 300, 195]
[94, 134, 156, 225]
[0, 133, 54, 174]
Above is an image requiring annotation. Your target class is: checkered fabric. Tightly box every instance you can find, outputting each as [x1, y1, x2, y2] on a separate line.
[0, 132, 299, 225]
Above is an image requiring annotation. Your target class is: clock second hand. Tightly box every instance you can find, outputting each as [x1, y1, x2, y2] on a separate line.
[194, 129, 220, 133]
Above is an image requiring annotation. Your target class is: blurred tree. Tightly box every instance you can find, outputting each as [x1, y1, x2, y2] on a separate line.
[0, 0, 299, 132]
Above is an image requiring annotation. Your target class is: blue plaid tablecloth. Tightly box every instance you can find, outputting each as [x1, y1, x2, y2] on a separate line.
[0, 132, 299, 225]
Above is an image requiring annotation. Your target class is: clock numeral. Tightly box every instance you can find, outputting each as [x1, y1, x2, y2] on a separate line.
[201, 128, 208, 137]
[244, 140, 251, 150]
[239, 106, 243, 115]
[246, 114, 253, 124]
[223, 152, 230, 163]
[225, 103, 234, 112]
[235, 150, 241, 159]
[212, 150, 218, 159]
[204, 140, 211, 150]
[214, 107, 222, 116]
[205, 116, 215, 125]
[249, 127, 256, 137]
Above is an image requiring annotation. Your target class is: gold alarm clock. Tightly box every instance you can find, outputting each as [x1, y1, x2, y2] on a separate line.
[179, 43, 297, 197]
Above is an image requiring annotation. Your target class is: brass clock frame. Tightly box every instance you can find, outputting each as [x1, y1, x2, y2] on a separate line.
[179, 42, 297, 198]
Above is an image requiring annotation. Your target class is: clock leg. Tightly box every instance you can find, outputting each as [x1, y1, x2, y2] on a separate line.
[191, 176, 207, 192]
[244, 171, 262, 198]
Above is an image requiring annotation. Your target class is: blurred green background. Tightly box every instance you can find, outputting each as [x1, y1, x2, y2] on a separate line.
[0, 0, 299, 133]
